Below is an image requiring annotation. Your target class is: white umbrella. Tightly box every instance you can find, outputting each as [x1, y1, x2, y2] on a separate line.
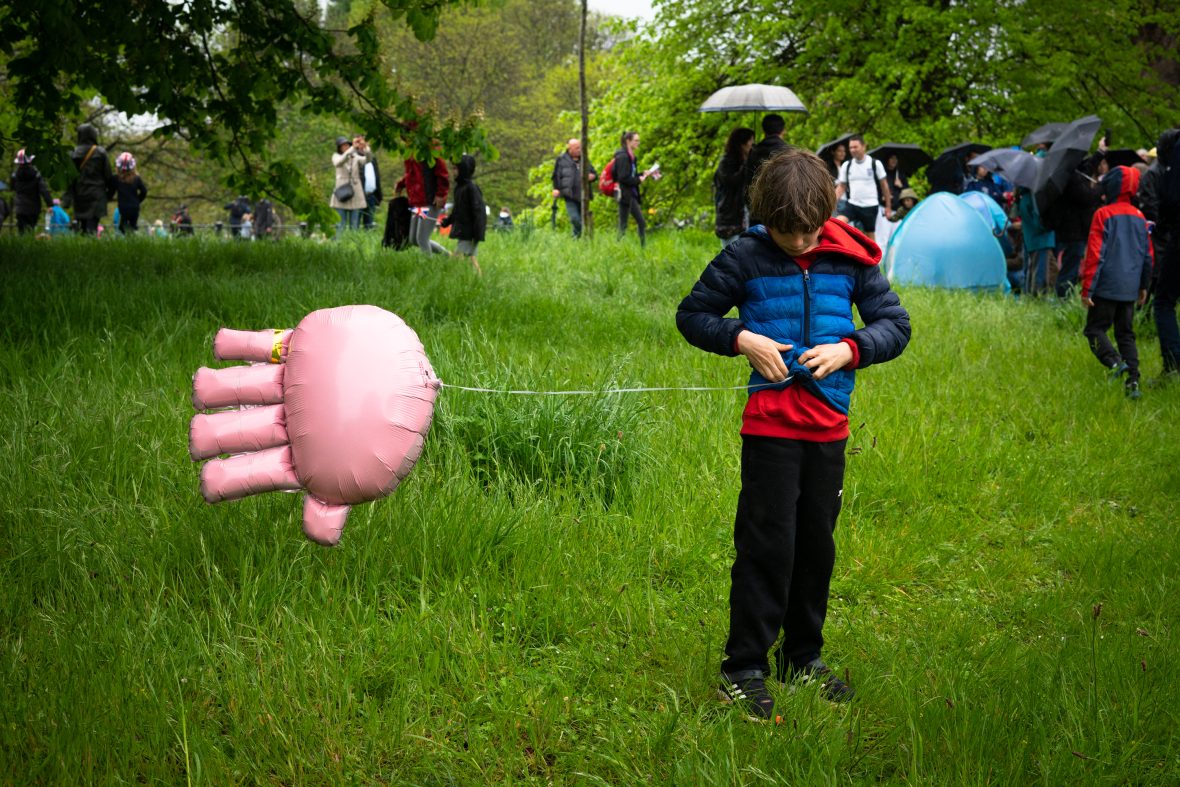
[699, 84, 808, 114]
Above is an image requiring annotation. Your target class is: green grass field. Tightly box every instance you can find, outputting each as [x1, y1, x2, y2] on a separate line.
[2, 230, 1179, 784]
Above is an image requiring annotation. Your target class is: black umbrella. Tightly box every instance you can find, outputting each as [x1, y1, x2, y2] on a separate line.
[938, 142, 992, 160]
[1100, 148, 1146, 168]
[1034, 115, 1102, 215]
[923, 144, 987, 194]
[816, 133, 855, 162]
[868, 143, 933, 173]
[1021, 122, 1069, 149]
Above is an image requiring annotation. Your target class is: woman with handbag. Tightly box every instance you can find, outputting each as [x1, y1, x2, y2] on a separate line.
[330, 135, 371, 236]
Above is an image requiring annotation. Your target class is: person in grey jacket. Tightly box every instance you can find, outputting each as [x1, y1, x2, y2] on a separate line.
[551, 139, 597, 238]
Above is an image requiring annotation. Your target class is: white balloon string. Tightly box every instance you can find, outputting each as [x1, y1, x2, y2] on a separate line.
[439, 377, 793, 396]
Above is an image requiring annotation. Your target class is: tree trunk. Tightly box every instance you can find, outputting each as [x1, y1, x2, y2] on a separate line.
[579, 0, 591, 238]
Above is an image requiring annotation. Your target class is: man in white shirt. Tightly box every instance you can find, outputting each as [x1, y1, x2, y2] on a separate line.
[835, 135, 891, 241]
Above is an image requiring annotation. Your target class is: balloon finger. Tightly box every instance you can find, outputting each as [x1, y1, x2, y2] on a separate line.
[199, 445, 301, 503]
[189, 404, 288, 460]
[193, 364, 285, 409]
[214, 328, 293, 364]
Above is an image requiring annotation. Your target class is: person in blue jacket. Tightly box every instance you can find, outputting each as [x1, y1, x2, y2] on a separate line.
[47, 199, 71, 236]
[677, 148, 910, 720]
[1017, 185, 1055, 296]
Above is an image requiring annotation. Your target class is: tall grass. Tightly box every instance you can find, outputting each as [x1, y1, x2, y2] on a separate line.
[1, 230, 1178, 784]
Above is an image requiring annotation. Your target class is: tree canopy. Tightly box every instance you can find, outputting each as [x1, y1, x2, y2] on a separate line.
[584, 0, 1179, 219]
[0, 0, 494, 218]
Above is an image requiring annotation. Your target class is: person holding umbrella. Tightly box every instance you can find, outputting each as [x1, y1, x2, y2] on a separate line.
[743, 115, 792, 224]
[1035, 116, 1103, 297]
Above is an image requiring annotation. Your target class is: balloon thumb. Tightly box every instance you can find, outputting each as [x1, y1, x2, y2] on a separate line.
[303, 495, 351, 546]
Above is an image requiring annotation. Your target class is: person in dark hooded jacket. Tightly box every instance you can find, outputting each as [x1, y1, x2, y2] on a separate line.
[9, 149, 53, 233]
[1147, 128, 1180, 379]
[440, 154, 486, 274]
[742, 115, 792, 225]
[1079, 166, 1153, 398]
[113, 152, 148, 234]
[253, 199, 278, 239]
[63, 123, 115, 234]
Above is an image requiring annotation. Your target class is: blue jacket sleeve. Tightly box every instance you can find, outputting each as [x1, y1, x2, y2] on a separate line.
[849, 265, 910, 368]
[676, 248, 746, 357]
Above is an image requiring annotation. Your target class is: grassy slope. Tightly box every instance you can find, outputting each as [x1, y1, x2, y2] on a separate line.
[1, 231, 1178, 784]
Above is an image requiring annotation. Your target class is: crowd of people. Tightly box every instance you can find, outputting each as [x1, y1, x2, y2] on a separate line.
[707, 117, 1180, 395]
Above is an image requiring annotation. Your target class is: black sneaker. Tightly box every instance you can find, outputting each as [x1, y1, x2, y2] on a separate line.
[718, 671, 776, 721]
[1109, 361, 1129, 381]
[1125, 380, 1142, 400]
[787, 659, 856, 703]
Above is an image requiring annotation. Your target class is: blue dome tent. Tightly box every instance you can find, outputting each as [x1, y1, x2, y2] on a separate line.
[959, 190, 1009, 238]
[884, 192, 1008, 290]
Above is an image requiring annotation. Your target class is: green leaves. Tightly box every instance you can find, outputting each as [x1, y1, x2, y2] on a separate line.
[0, 0, 493, 218]
[589, 0, 1178, 222]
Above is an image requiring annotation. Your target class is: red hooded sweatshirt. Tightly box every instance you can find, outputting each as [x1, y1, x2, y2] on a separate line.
[1080, 166, 1153, 302]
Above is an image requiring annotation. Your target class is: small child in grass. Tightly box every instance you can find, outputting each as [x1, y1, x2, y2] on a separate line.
[440, 154, 485, 275]
[676, 147, 911, 720]
[1080, 165, 1154, 399]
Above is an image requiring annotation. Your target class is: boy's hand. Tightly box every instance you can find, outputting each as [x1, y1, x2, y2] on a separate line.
[799, 342, 854, 380]
[1138, 289, 1148, 307]
[737, 330, 793, 382]
[1081, 295, 1094, 308]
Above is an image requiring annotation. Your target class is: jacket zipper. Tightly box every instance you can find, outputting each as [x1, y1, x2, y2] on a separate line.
[802, 268, 812, 346]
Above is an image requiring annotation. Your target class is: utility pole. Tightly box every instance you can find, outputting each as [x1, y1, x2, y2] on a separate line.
[579, 0, 591, 238]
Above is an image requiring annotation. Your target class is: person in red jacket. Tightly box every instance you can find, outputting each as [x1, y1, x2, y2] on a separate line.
[396, 151, 449, 255]
[1080, 165, 1154, 399]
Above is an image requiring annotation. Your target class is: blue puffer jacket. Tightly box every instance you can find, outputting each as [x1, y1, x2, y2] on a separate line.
[676, 219, 910, 414]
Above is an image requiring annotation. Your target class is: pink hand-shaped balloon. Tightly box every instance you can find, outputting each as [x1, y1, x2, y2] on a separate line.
[189, 306, 440, 545]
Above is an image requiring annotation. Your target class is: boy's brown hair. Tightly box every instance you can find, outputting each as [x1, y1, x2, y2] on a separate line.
[749, 147, 836, 234]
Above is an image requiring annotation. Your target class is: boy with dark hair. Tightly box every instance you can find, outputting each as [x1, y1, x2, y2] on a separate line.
[677, 148, 910, 720]
[1079, 165, 1154, 399]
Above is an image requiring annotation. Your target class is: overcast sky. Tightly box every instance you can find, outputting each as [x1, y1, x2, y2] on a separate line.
[588, 0, 655, 20]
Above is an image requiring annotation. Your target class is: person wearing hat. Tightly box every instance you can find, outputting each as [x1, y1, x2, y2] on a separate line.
[10, 148, 53, 234]
[891, 187, 920, 223]
[330, 134, 371, 236]
[113, 151, 148, 235]
[47, 198, 71, 236]
[63, 123, 115, 235]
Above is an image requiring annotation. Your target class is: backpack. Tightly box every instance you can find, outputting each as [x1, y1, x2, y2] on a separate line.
[598, 158, 617, 197]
